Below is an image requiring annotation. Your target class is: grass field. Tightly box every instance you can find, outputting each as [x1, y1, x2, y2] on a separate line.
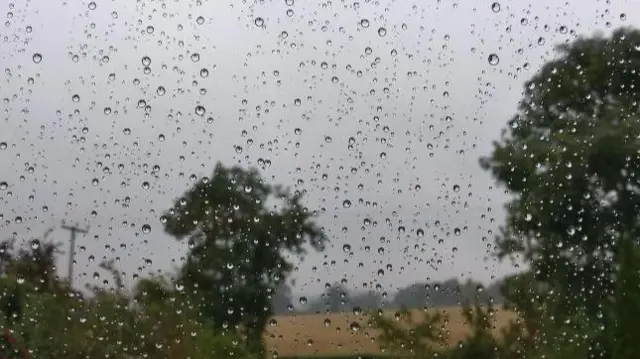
[263, 306, 517, 358]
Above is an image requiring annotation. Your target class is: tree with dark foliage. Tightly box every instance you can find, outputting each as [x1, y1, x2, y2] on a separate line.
[162, 162, 326, 353]
[481, 27, 640, 358]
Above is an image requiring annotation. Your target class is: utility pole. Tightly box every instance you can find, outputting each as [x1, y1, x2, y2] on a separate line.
[61, 222, 88, 288]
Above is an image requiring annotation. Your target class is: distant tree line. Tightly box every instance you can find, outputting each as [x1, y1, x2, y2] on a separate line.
[270, 278, 504, 315]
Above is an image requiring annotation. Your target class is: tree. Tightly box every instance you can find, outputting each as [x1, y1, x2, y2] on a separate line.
[610, 235, 640, 359]
[447, 301, 499, 359]
[481, 27, 640, 357]
[369, 308, 446, 359]
[162, 162, 326, 353]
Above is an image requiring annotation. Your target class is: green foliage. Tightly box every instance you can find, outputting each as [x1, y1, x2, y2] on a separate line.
[480, 26, 640, 319]
[0, 234, 255, 359]
[446, 301, 501, 359]
[162, 162, 326, 351]
[481, 27, 640, 359]
[368, 307, 446, 358]
[610, 237, 640, 359]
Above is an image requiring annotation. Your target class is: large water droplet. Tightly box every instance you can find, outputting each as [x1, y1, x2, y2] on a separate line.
[488, 53, 499, 65]
[349, 321, 361, 332]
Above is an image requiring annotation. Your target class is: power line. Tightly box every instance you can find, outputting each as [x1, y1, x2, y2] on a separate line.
[61, 222, 88, 288]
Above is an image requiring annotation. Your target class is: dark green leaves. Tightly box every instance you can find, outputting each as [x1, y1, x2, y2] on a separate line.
[162, 162, 326, 351]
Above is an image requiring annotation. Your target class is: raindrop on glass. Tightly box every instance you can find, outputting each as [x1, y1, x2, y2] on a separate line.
[488, 54, 499, 65]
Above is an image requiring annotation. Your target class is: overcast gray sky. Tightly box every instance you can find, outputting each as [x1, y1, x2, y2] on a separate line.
[0, 0, 638, 296]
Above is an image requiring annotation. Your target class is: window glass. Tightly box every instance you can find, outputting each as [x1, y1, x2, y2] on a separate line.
[0, 1, 637, 358]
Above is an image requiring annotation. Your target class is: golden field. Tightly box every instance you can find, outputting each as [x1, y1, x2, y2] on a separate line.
[264, 307, 518, 357]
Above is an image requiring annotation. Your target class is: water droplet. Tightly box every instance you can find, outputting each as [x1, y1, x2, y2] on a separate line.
[377, 27, 387, 37]
[0, 182, 7, 190]
[269, 318, 278, 326]
[141, 56, 151, 66]
[175, 282, 184, 291]
[453, 184, 460, 192]
[200, 68, 209, 78]
[453, 227, 461, 236]
[254, 17, 264, 27]
[342, 199, 352, 208]
[142, 224, 151, 234]
[156, 86, 166, 96]
[323, 318, 331, 327]
[91, 178, 99, 186]
[190, 53, 200, 62]
[349, 321, 361, 332]
[417, 228, 424, 237]
[30, 239, 40, 250]
[360, 19, 369, 28]
[488, 53, 499, 65]
[0, 142, 6, 150]
[491, 2, 500, 12]
[196, 16, 205, 25]
[14, 216, 22, 224]
[88, 1, 97, 10]
[342, 244, 351, 253]
[299, 296, 307, 305]
[32, 53, 42, 64]
[195, 105, 206, 116]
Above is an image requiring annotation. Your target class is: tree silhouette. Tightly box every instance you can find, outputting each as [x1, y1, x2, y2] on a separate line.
[162, 162, 326, 353]
[481, 27, 640, 357]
